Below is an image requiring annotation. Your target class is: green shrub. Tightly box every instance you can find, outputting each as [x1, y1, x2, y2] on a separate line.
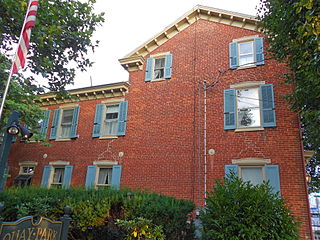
[200, 175, 300, 240]
[116, 217, 165, 240]
[0, 187, 194, 239]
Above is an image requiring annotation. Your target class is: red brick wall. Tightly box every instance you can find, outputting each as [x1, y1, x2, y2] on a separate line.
[7, 19, 311, 239]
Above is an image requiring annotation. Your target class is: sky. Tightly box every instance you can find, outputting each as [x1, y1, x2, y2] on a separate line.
[69, 0, 261, 89]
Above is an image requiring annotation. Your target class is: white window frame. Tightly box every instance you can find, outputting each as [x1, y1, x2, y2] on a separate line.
[232, 35, 259, 69]
[94, 160, 117, 187]
[230, 81, 265, 132]
[232, 158, 271, 186]
[19, 161, 38, 175]
[99, 98, 124, 139]
[153, 57, 166, 80]
[56, 104, 78, 141]
[236, 87, 261, 129]
[150, 52, 170, 81]
[238, 41, 254, 67]
[48, 161, 69, 188]
[101, 104, 119, 137]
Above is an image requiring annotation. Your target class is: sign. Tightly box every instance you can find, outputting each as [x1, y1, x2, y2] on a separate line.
[0, 216, 62, 240]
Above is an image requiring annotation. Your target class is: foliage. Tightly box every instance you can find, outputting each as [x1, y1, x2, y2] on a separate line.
[0, 0, 105, 91]
[0, 187, 194, 240]
[258, 0, 320, 191]
[0, 0, 104, 134]
[0, 54, 46, 133]
[123, 192, 195, 239]
[116, 217, 165, 240]
[200, 175, 300, 240]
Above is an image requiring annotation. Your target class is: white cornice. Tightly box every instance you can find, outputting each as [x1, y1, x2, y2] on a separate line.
[36, 82, 130, 106]
[119, 5, 259, 71]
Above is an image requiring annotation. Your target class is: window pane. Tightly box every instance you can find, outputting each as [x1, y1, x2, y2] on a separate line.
[154, 58, 165, 79]
[154, 58, 165, 68]
[98, 168, 112, 185]
[53, 168, 64, 184]
[101, 105, 119, 136]
[154, 69, 164, 79]
[62, 109, 74, 124]
[60, 109, 73, 138]
[239, 42, 253, 55]
[239, 54, 254, 66]
[22, 166, 34, 174]
[241, 167, 263, 185]
[239, 41, 254, 66]
[61, 125, 71, 138]
[237, 88, 261, 127]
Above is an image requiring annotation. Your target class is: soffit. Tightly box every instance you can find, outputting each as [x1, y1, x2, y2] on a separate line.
[119, 5, 258, 71]
[36, 82, 130, 106]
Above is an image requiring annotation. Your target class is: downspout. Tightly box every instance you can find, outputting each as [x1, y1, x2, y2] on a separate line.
[204, 80, 207, 206]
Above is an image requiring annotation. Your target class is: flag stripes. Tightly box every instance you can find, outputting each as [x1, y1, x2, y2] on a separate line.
[12, 0, 38, 74]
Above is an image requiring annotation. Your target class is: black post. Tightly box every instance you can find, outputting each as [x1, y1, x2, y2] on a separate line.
[0, 202, 4, 223]
[0, 111, 19, 191]
[60, 206, 71, 240]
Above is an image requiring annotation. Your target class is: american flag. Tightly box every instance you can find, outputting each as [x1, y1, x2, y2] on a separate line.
[12, 0, 38, 74]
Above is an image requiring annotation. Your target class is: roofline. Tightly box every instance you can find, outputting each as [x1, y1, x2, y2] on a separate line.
[37, 81, 130, 106]
[119, 5, 259, 70]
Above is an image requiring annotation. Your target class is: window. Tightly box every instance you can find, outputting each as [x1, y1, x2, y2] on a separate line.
[101, 105, 119, 136]
[229, 37, 264, 69]
[49, 105, 80, 140]
[97, 167, 113, 186]
[240, 166, 264, 186]
[21, 166, 35, 174]
[145, 53, 173, 81]
[60, 109, 74, 138]
[40, 162, 73, 189]
[224, 83, 276, 130]
[92, 101, 128, 138]
[85, 163, 122, 190]
[51, 167, 64, 187]
[14, 162, 37, 187]
[238, 41, 254, 67]
[154, 58, 165, 79]
[237, 88, 260, 128]
[225, 162, 281, 194]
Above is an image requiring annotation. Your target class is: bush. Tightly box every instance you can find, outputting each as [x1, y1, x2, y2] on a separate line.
[116, 217, 165, 240]
[200, 175, 300, 240]
[0, 187, 194, 240]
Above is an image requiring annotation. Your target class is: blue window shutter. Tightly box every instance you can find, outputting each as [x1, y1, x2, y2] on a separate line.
[260, 84, 276, 127]
[229, 42, 238, 69]
[41, 165, 52, 188]
[225, 165, 238, 180]
[265, 165, 280, 195]
[111, 165, 122, 190]
[164, 54, 173, 79]
[224, 89, 236, 130]
[117, 101, 128, 136]
[49, 109, 61, 140]
[254, 37, 264, 65]
[85, 165, 97, 189]
[92, 104, 104, 138]
[40, 110, 51, 138]
[70, 106, 80, 138]
[12, 136, 16, 143]
[145, 57, 153, 82]
[62, 165, 73, 189]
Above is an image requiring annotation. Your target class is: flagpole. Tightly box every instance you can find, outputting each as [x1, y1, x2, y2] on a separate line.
[0, 0, 33, 122]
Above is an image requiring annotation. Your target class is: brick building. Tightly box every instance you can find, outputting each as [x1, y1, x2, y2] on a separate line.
[7, 6, 312, 239]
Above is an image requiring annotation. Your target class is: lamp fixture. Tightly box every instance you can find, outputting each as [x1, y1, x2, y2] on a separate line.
[6, 122, 33, 139]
